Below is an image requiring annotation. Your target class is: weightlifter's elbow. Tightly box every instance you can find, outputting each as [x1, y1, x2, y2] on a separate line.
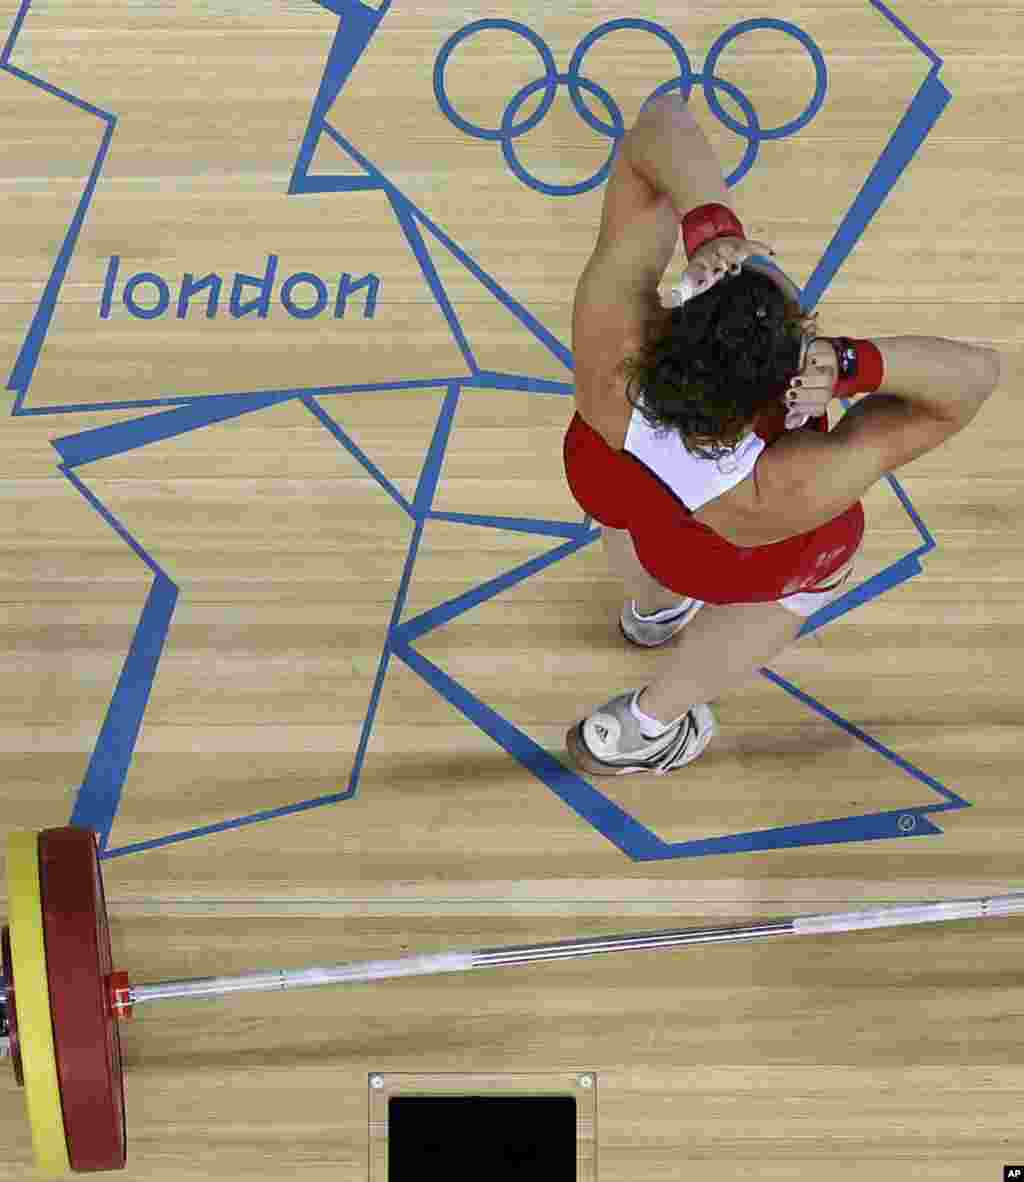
[962, 351, 1002, 424]
[985, 347, 1003, 393]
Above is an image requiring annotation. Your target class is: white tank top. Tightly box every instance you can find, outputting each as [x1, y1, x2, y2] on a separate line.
[622, 403, 766, 512]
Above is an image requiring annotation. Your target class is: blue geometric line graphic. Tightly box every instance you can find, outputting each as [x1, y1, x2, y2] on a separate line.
[802, 65, 950, 309]
[302, 394, 416, 517]
[57, 464, 181, 840]
[289, 0, 392, 196]
[68, 572, 179, 842]
[2, 14, 117, 402]
[316, 120, 577, 374]
[869, 0, 942, 65]
[0, 0, 31, 64]
[387, 196, 479, 375]
[1, 0, 973, 860]
[51, 392, 299, 468]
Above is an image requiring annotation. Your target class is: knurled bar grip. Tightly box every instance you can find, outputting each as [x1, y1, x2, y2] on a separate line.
[124, 893, 1024, 1011]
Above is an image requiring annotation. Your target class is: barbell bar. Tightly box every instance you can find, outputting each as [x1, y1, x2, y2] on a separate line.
[4, 826, 1023, 1177]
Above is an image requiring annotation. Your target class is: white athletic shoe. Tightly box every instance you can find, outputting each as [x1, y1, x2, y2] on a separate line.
[566, 690, 717, 777]
[618, 597, 704, 647]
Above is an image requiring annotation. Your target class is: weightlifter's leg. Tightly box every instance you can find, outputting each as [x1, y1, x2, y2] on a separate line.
[601, 526, 687, 617]
[636, 597, 804, 728]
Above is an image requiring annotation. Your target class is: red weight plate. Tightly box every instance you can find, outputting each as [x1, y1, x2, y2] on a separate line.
[38, 828, 127, 1172]
[1, 926, 24, 1087]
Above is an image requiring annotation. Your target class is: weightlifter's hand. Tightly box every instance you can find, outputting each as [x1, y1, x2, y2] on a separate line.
[783, 330, 839, 429]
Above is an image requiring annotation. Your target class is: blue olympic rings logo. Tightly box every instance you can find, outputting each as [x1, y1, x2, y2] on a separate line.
[434, 18, 827, 197]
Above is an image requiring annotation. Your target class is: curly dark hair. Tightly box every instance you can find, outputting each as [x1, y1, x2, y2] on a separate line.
[620, 269, 808, 461]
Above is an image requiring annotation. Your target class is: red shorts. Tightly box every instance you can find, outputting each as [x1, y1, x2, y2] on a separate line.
[563, 411, 864, 606]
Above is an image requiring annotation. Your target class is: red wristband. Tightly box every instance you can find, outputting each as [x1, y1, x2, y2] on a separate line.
[830, 338, 884, 398]
[681, 203, 745, 258]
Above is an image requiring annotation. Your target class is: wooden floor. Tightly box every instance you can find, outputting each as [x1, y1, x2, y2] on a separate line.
[1, 0, 1022, 1177]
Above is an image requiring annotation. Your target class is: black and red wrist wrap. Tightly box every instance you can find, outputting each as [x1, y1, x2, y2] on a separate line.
[829, 337, 885, 398]
[680, 203, 745, 258]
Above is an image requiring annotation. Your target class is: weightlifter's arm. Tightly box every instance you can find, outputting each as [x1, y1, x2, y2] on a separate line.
[622, 92, 732, 216]
[850, 337, 1002, 426]
[623, 93, 1005, 425]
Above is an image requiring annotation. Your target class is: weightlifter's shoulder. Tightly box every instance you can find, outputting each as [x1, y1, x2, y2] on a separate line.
[732, 397, 964, 547]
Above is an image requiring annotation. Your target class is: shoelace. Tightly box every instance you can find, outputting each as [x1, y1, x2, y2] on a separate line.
[652, 713, 695, 776]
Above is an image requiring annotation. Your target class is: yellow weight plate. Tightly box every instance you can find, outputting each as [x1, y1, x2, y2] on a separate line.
[6, 831, 71, 1179]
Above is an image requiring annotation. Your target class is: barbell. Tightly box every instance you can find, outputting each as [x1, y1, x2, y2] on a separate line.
[4, 825, 1022, 1177]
